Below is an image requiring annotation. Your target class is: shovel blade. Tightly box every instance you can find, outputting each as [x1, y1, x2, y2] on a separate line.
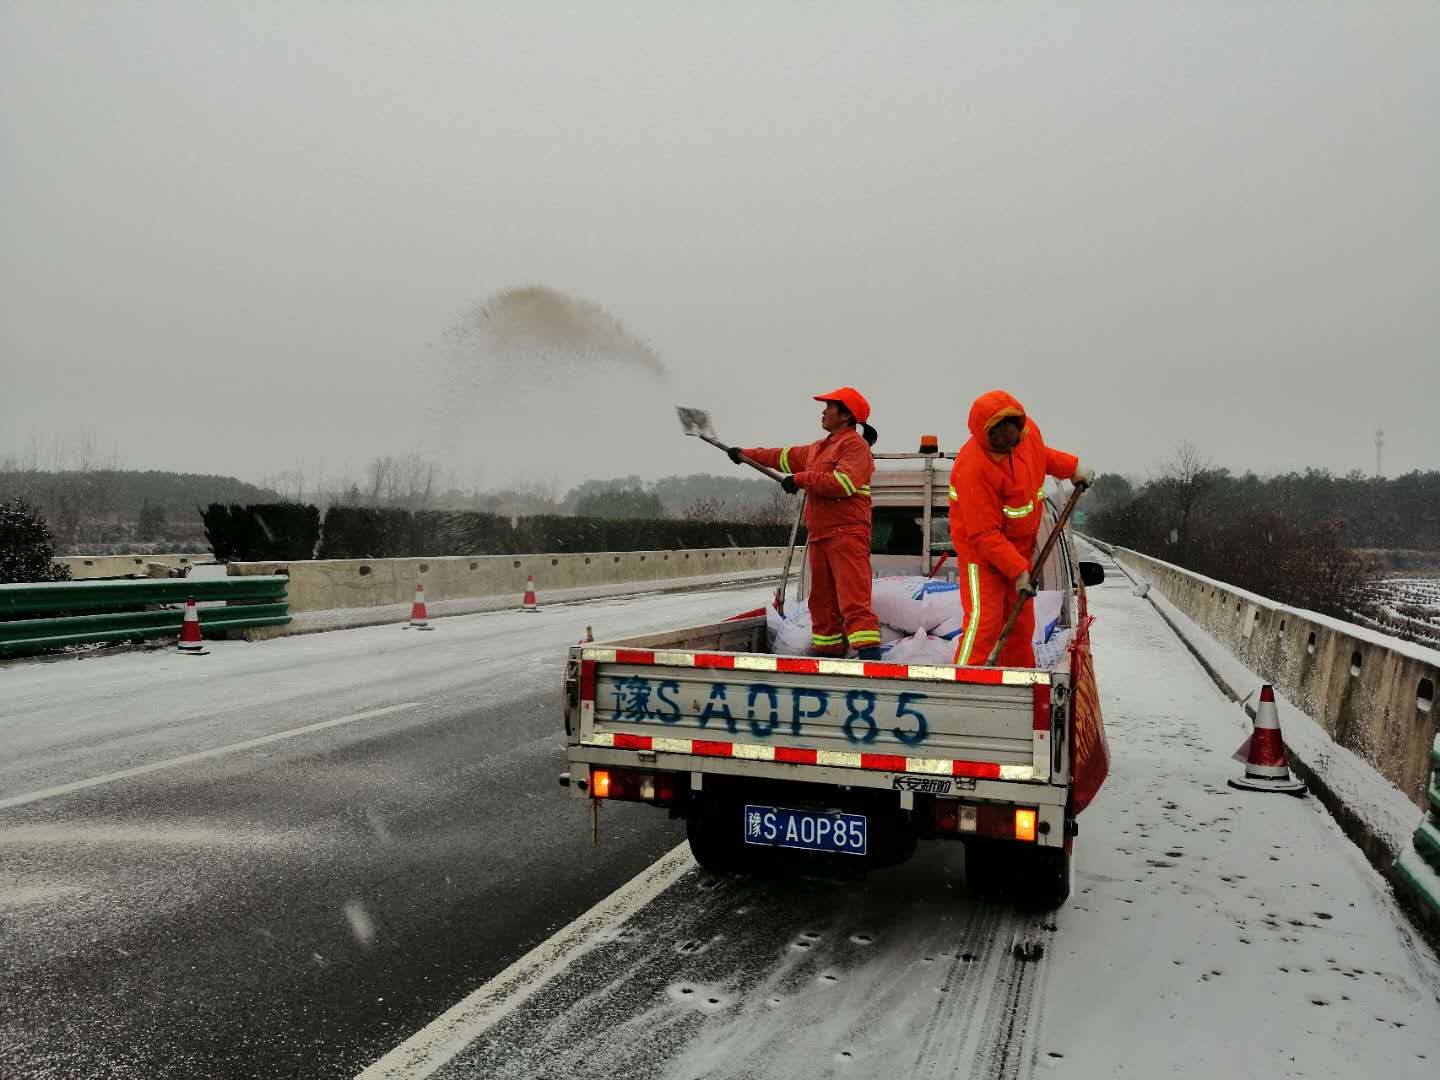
[675, 405, 715, 438]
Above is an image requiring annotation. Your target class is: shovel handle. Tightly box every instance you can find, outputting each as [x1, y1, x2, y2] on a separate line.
[774, 494, 806, 615]
[692, 433, 785, 483]
[983, 485, 1086, 667]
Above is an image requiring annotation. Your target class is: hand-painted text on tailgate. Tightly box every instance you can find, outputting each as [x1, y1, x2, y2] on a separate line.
[606, 676, 931, 747]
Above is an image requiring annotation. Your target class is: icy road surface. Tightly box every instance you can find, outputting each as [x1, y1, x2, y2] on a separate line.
[0, 583, 778, 1080]
[366, 554, 1440, 1080]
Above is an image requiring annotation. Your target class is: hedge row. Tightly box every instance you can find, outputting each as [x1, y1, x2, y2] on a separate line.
[203, 504, 799, 561]
[201, 503, 321, 562]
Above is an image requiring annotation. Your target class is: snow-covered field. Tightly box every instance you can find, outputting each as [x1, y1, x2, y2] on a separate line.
[363, 551, 1440, 1080]
[1354, 578, 1440, 651]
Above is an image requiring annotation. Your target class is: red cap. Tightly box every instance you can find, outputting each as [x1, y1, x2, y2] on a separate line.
[1259, 685, 1275, 702]
[813, 386, 871, 424]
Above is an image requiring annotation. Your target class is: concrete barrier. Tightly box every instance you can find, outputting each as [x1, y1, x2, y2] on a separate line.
[56, 554, 214, 579]
[1111, 547, 1440, 810]
[227, 547, 789, 615]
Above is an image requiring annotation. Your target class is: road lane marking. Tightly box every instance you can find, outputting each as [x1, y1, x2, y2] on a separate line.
[0, 702, 422, 811]
[355, 841, 697, 1080]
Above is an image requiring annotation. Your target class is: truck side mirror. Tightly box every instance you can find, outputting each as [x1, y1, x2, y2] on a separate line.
[1078, 561, 1106, 587]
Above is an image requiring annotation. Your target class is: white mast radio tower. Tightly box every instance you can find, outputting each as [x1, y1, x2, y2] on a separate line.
[1375, 428, 1384, 478]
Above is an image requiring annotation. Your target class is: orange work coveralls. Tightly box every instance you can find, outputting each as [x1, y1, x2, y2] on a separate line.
[744, 427, 881, 656]
[948, 390, 1078, 668]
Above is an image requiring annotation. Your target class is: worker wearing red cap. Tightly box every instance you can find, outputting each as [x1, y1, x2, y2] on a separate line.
[948, 390, 1092, 667]
[732, 388, 883, 659]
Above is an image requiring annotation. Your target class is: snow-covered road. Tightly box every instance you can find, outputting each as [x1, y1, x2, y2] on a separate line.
[0, 585, 774, 803]
[367, 554, 1440, 1080]
[2, 565, 1437, 1079]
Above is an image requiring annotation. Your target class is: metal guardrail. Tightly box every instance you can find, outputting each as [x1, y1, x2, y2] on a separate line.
[0, 577, 290, 658]
[1395, 737, 1440, 932]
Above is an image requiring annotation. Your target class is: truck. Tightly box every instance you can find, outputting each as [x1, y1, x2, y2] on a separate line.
[560, 444, 1108, 909]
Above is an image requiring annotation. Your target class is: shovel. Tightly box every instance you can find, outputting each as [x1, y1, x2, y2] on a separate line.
[773, 494, 806, 615]
[676, 405, 803, 615]
[676, 406, 785, 483]
[984, 484, 1086, 667]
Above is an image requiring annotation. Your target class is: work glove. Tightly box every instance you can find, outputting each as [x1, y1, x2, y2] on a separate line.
[780, 475, 799, 495]
[1014, 570, 1037, 599]
[727, 446, 744, 465]
[1071, 463, 1094, 490]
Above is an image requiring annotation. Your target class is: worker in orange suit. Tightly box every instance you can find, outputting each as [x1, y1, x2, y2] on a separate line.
[948, 390, 1092, 668]
[732, 388, 884, 659]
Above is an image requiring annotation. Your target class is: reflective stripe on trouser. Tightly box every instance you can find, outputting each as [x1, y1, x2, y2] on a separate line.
[953, 561, 1035, 668]
[807, 532, 881, 656]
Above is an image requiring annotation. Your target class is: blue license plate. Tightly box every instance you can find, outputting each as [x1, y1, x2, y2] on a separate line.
[743, 805, 868, 855]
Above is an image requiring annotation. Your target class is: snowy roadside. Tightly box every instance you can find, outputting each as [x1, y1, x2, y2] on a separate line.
[1042, 571, 1440, 1077]
[1104, 549, 1438, 949]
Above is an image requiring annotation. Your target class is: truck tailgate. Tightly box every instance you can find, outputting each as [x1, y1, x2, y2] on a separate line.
[575, 646, 1056, 782]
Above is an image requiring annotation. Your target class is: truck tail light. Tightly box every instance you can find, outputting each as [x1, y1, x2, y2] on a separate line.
[934, 801, 979, 834]
[589, 767, 678, 804]
[970, 803, 1038, 841]
[1014, 808, 1037, 842]
[936, 801, 959, 832]
[579, 659, 597, 702]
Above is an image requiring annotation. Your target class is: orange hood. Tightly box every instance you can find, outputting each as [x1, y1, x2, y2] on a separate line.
[967, 389, 1027, 444]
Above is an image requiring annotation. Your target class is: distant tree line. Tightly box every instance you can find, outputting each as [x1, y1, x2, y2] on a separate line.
[1084, 445, 1440, 615]
[198, 503, 798, 563]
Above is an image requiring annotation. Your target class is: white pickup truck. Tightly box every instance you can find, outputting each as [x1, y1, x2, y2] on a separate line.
[560, 446, 1108, 909]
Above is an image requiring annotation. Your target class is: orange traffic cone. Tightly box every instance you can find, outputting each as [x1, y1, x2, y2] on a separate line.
[1229, 685, 1306, 794]
[522, 574, 540, 612]
[177, 596, 208, 655]
[407, 583, 433, 630]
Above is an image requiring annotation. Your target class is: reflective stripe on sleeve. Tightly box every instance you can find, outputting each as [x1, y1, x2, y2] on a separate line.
[834, 470, 856, 495]
[779, 447, 793, 473]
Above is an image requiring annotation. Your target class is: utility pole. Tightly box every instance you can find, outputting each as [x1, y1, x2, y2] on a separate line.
[1375, 428, 1384, 478]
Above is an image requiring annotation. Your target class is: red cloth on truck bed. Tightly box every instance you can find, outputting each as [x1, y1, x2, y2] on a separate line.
[1068, 603, 1109, 816]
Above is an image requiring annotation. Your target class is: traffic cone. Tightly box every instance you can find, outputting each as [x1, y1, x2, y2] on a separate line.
[407, 583, 433, 630]
[1229, 685, 1306, 794]
[522, 575, 540, 612]
[176, 596, 208, 655]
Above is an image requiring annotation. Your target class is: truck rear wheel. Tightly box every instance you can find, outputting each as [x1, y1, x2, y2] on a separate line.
[686, 802, 744, 873]
[1010, 846, 1071, 910]
[964, 841, 1070, 909]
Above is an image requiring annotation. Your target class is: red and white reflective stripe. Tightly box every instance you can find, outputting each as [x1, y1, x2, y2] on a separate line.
[581, 731, 1034, 781]
[581, 648, 1049, 687]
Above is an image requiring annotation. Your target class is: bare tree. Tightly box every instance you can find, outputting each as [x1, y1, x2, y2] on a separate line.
[1150, 442, 1217, 556]
[364, 452, 440, 511]
[742, 486, 800, 526]
[680, 496, 729, 522]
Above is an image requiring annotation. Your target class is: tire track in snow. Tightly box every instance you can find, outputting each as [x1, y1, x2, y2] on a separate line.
[965, 914, 1056, 1080]
[419, 844, 1063, 1080]
[911, 903, 1006, 1078]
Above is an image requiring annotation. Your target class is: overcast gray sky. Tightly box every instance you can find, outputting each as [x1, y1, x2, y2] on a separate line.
[3, 1, 1436, 491]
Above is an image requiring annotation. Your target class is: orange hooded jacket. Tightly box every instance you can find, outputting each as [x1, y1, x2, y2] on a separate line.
[948, 390, 1078, 580]
[744, 427, 874, 541]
